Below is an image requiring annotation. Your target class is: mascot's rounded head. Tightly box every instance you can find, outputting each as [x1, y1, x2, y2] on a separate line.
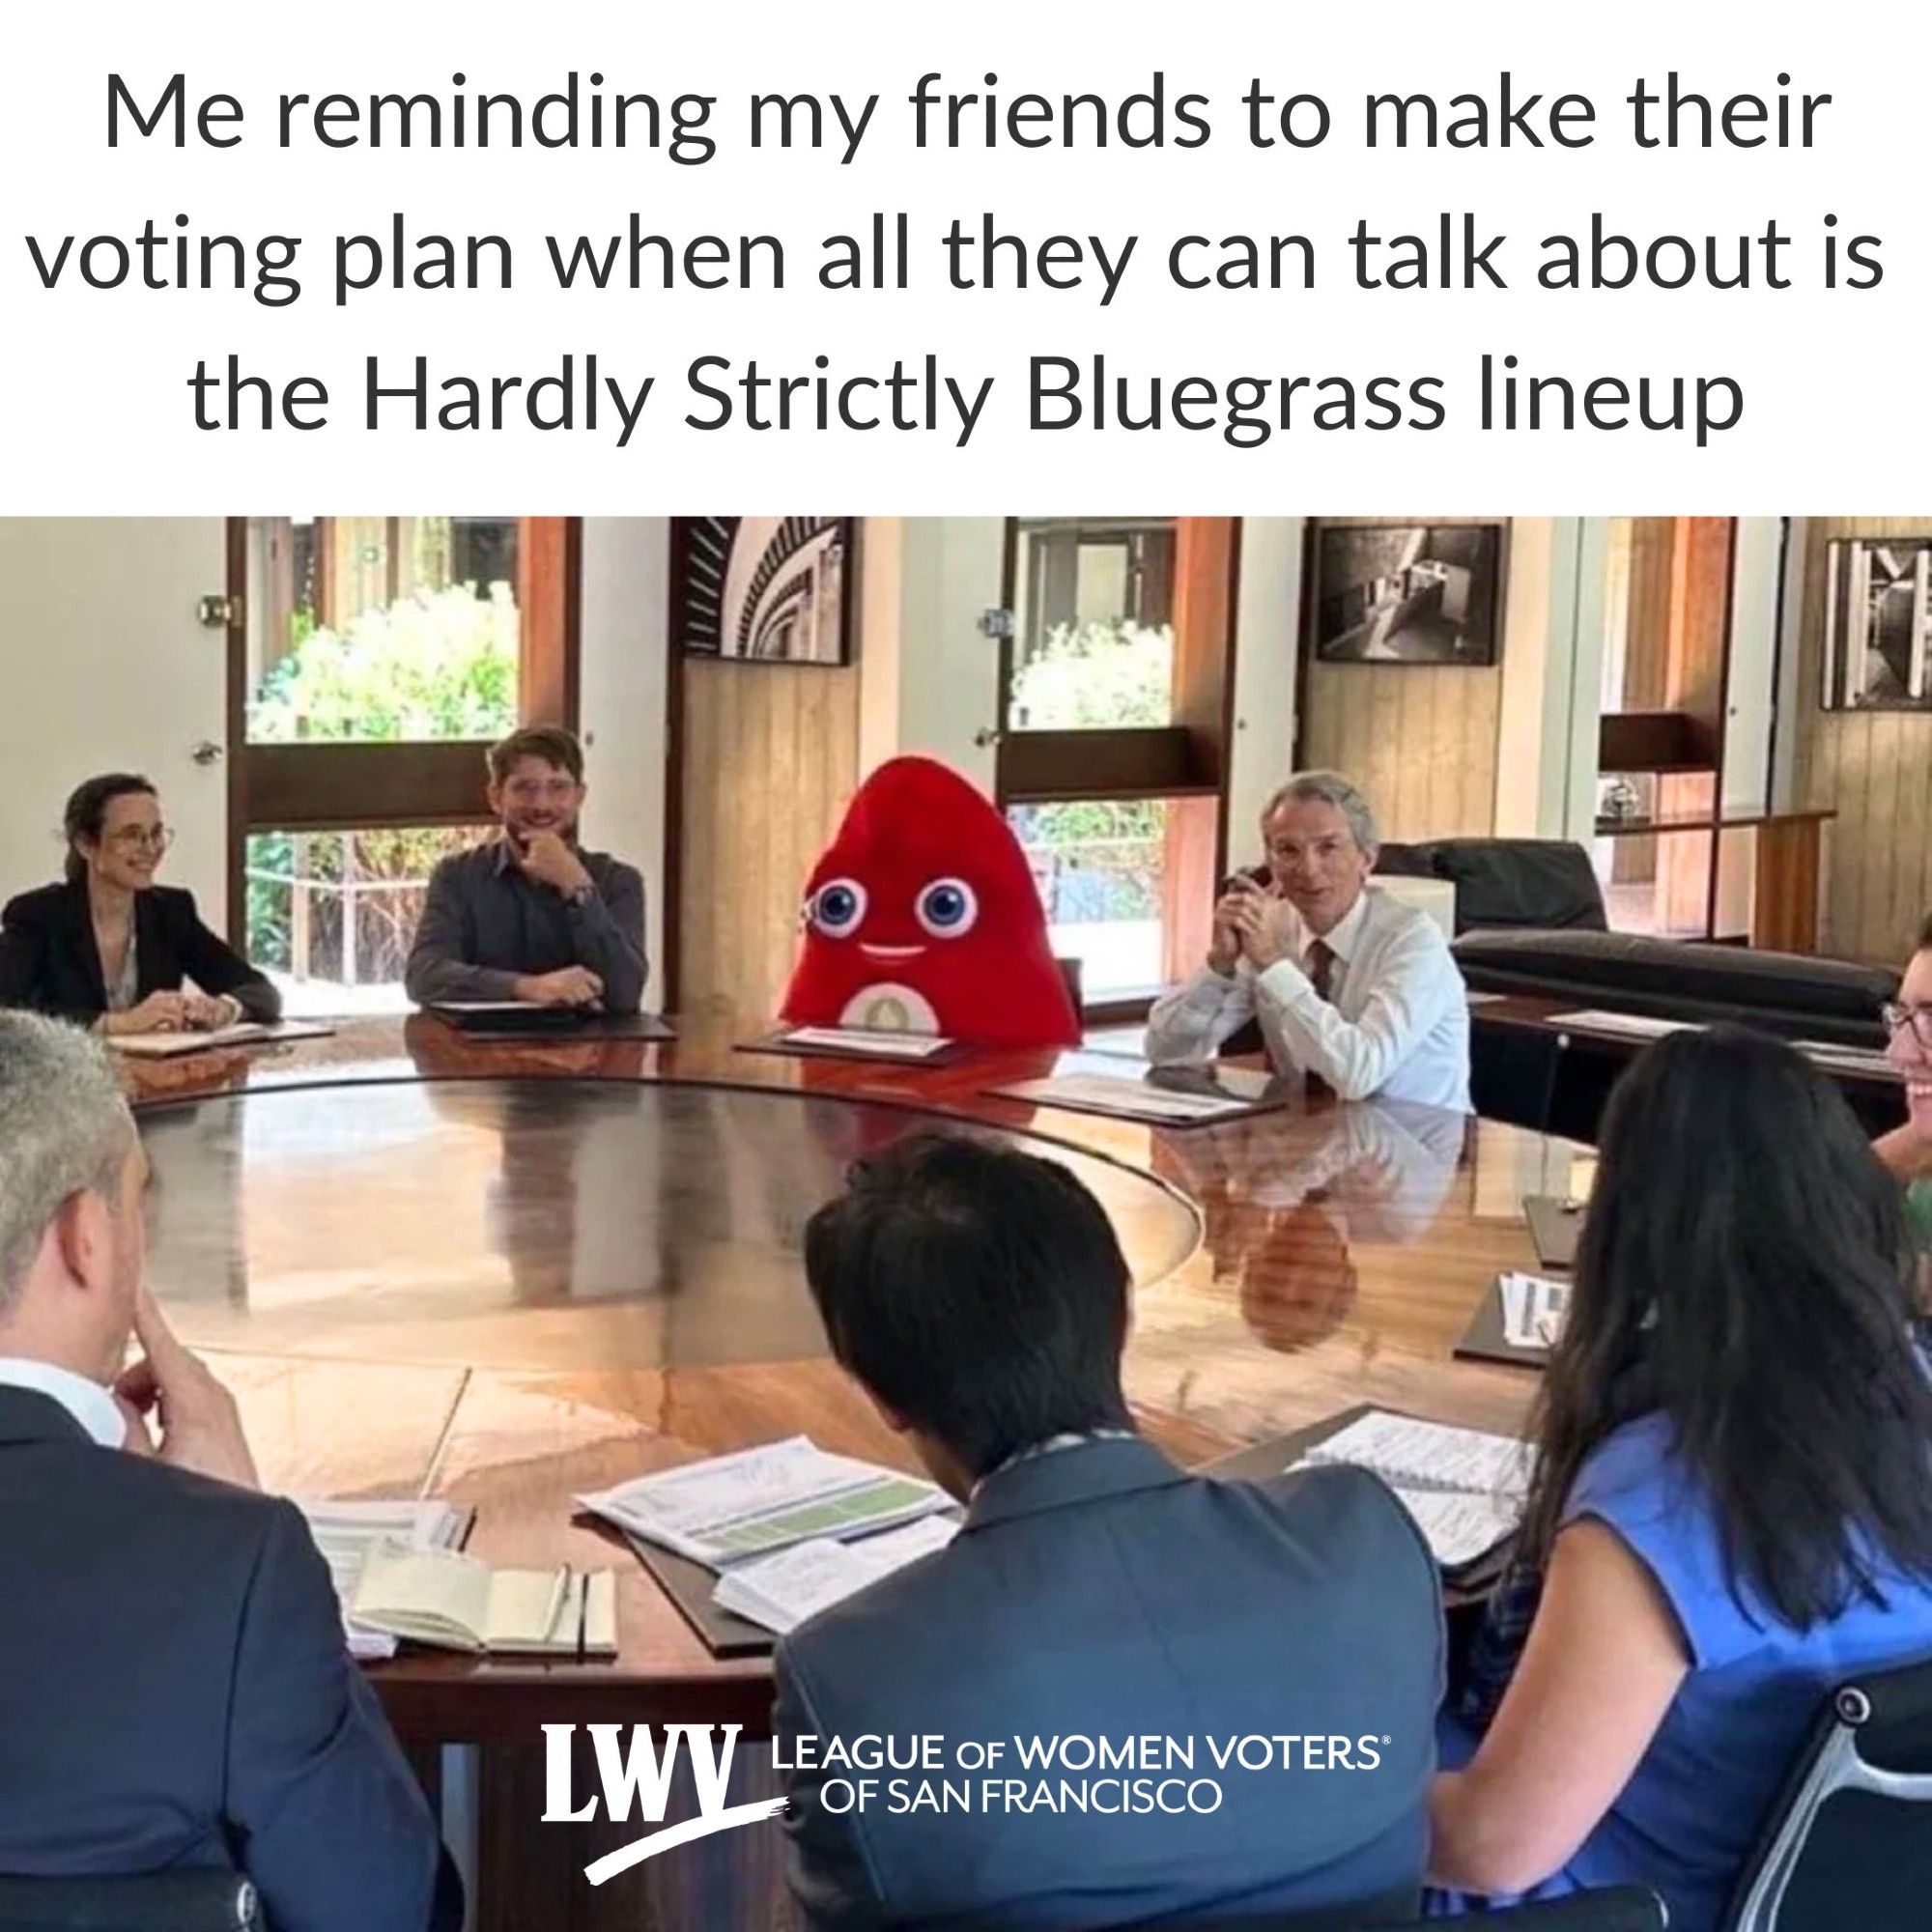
[780, 755, 1080, 1047]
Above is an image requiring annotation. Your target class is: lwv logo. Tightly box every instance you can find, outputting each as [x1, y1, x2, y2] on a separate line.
[543, 1723, 786, 1884]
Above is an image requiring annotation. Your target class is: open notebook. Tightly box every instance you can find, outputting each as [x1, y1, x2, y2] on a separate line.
[297, 1498, 472, 1662]
[1293, 1410, 1531, 1581]
[351, 1543, 616, 1656]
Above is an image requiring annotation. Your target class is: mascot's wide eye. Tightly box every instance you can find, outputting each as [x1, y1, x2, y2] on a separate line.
[810, 878, 867, 938]
[916, 877, 979, 938]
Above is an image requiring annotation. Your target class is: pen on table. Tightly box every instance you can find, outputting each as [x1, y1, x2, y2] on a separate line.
[575, 1569, 589, 1662]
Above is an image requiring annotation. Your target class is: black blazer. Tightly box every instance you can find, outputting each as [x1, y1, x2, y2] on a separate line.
[0, 1385, 452, 1929]
[0, 879, 280, 1026]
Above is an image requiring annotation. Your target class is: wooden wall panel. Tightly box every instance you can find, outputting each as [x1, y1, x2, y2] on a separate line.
[675, 660, 861, 1021]
[1296, 518, 1505, 844]
[1299, 658, 1502, 843]
[1611, 517, 1676, 882]
[1793, 517, 1932, 963]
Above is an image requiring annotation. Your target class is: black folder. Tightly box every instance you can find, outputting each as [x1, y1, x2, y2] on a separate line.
[1522, 1193, 1583, 1271]
[427, 1005, 677, 1040]
[1454, 1277, 1554, 1371]
[628, 1536, 775, 1659]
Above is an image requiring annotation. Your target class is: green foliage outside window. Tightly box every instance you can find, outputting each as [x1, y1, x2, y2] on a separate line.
[1009, 620, 1174, 924]
[246, 583, 519, 980]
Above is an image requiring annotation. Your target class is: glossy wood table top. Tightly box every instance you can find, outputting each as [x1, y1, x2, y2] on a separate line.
[123, 1013, 1569, 1741]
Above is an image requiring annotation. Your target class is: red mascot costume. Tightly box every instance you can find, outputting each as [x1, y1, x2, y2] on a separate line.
[780, 755, 1080, 1048]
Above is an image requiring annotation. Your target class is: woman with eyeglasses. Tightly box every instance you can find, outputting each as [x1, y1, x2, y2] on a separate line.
[0, 773, 279, 1035]
[1427, 1026, 1932, 1932]
[1876, 910, 1932, 1255]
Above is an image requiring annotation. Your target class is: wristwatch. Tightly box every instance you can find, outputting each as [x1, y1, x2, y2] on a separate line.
[565, 881, 596, 908]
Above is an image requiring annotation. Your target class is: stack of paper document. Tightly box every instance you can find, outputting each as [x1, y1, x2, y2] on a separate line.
[1547, 1009, 1692, 1041]
[714, 1516, 960, 1634]
[1497, 1271, 1571, 1349]
[351, 1544, 617, 1656]
[107, 1020, 333, 1059]
[775, 1026, 956, 1060]
[578, 1436, 953, 1569]
[297, 1498, 472, 1661]
[1797, 1038, 1901, 1077]
[1293, 1410, 1531, 1578]
[1548, 1013, 1899, 1082]
[991, 1072, 1257, 1123]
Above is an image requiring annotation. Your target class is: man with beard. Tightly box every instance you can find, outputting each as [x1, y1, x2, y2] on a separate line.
[404, 725, 647, 1013]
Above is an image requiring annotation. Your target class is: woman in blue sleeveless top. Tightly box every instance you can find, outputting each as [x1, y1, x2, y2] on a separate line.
[1428, 1026, 1932, 1932]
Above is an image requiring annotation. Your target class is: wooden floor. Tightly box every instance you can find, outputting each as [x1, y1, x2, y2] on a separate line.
[122, 1013, 1567, 1929]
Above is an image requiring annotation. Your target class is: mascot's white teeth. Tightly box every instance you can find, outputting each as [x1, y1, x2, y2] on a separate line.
[839, 982, 942, 1034]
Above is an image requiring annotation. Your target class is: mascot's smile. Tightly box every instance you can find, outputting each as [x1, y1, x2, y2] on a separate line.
[859, 942, 928, 961]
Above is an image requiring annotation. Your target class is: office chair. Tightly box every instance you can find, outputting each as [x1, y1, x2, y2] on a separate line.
[0, 1871, 261, 1931]
[1720, 1653, 1932, 1931]
[1380, 1893, 1665, 1930]
[1088, 1885, 1666, 1932]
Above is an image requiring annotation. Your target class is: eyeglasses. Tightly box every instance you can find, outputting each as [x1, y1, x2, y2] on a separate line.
[501, 780, 580, 804]
[106, 826, 175, 853]
[1881, 1002, 1932, 1049]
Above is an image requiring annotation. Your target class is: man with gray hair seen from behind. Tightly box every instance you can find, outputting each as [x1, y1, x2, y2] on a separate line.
[0, 1013, 452, 1931]
[1146, 771, 1471, 1112]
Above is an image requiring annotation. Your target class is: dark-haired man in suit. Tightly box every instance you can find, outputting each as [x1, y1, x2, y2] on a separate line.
[777, 1131, 1444, 1931]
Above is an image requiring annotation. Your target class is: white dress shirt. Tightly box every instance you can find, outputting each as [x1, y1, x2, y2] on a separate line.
[1144, 884, 1472, 1112]
[0, 1354, 125, 1447]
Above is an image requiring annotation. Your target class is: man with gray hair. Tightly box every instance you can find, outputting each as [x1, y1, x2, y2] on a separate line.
[0, 1012, 451, 1929]
[1145, 771, 1470, 1112]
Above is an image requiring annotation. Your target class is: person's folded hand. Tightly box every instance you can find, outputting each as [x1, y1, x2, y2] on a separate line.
[115, 1286, 258, 1490]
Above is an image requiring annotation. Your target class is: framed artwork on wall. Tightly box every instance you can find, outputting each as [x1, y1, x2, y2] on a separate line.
[672, 517, 856, 666]
[1820, 536, 1932, 710]
[1306, 521, 1505, 667]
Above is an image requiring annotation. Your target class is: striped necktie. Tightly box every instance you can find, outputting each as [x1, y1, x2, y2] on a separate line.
[1306, 938, 1337, 1003]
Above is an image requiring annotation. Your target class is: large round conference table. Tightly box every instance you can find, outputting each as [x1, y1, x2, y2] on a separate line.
[127, 1012, 1566, 1750]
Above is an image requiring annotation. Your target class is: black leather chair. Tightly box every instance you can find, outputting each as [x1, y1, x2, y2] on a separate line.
[1085, 1884, 1666, 1931]
[1369, 1891, 1665, 1931]
[1377, 839, 1609, 935]
[1719, 1653, 1932, 1931]
[0, 1872, 260, 1931]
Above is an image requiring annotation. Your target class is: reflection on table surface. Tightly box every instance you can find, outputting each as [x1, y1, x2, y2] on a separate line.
[119, 1013, 1559, 1732]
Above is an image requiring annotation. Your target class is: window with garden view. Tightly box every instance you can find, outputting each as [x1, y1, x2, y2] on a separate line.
[234, 516, 575, 1014]
[998, 518, 1232, 1009]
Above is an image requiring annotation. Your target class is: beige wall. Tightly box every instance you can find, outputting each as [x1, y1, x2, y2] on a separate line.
[1794, 516, 1932, 963]
[0, 520, 231, 922]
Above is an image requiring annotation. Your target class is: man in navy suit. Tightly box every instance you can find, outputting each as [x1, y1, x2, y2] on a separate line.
[778, 1133, 1444, 1931]
[0, 1012, 451, 1930]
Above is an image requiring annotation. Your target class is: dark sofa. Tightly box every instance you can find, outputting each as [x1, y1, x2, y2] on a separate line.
[1454, 926, 1897, 1050]
[1371, 838, 1901, 1139]
[1377, 838, 1608, 934]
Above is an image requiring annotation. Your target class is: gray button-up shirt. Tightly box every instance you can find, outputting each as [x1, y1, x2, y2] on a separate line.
[402, 838, 648, 1013]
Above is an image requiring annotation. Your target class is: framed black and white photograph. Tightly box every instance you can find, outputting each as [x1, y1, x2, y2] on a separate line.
[1307, 522, 1505, 667]
[1821, 537, 1932, 711]
[673, 517, 856, 665]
